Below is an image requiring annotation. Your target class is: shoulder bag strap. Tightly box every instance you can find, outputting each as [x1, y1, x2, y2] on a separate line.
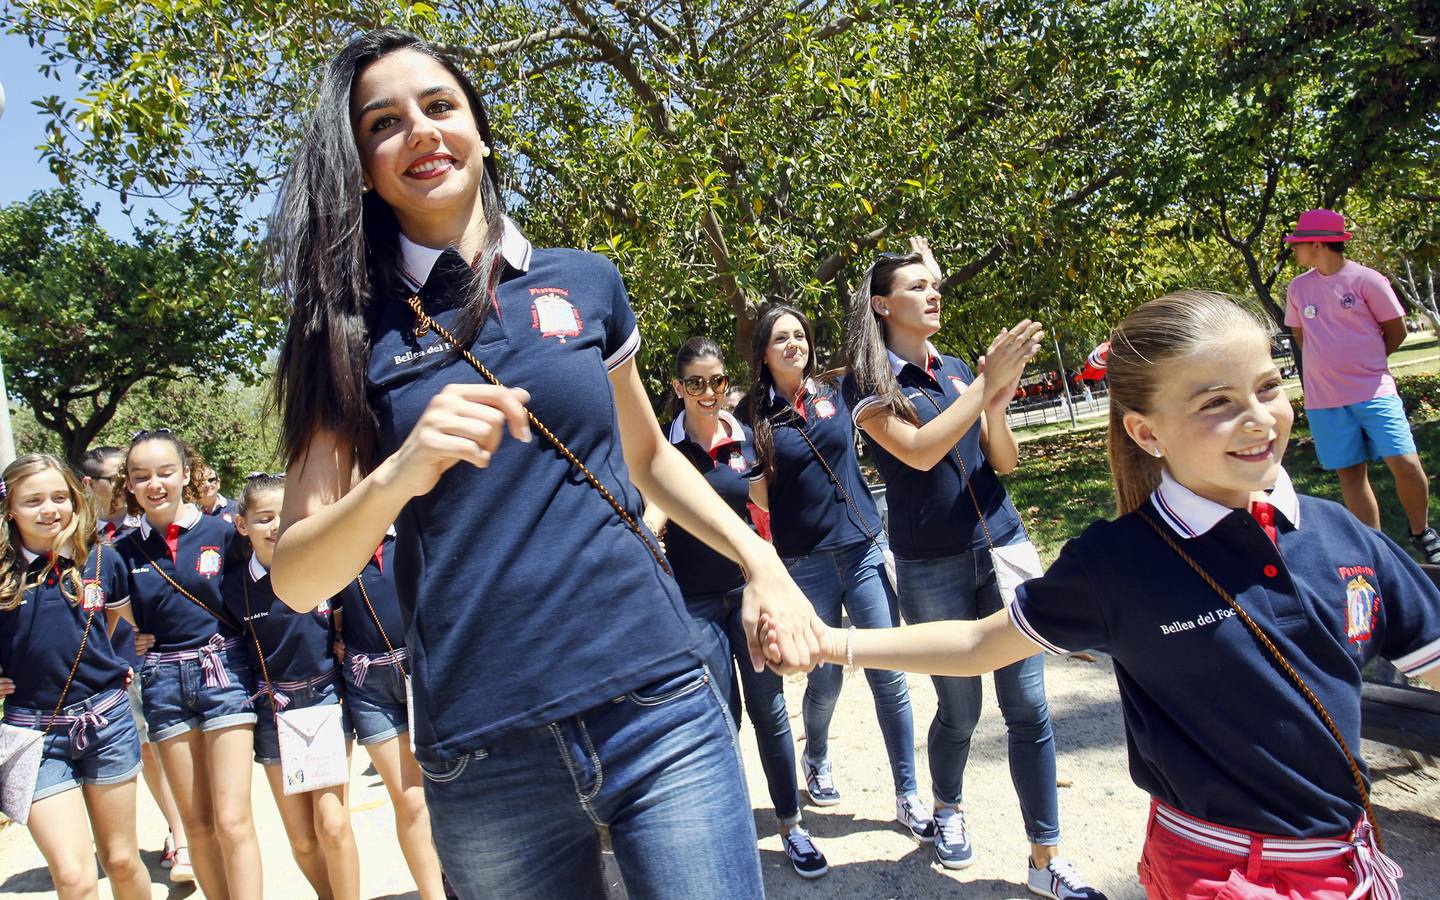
[241, 577, 282, 727]
[1135, 509, 1386, 851]
[403, 295, 671, 576]
[916, 391, 996, 551]
[39, 543, 102, 735]
[789, 414, 884, 547]
[354, 570, 407, 676]
[132, 539, 242, 633]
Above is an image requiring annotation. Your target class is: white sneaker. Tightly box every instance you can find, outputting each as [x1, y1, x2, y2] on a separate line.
[1027, 856, 1105, 899]
[170, 847, 194, 884]
[781, 825, 829, 879]
[895, 794, 936, 843]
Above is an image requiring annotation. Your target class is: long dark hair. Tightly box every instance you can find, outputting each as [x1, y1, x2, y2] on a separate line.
[843, 252, 926, 427]
[270, 27, 506, 471]
[740, 304, 818, 484]
[666, 336, 726, 420]
[119, 430, 204, 518]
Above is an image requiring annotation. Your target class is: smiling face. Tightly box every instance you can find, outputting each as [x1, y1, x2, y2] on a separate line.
[1123, 327, 1292, 508]
[763, 314, 810, 382]
[196, 466, 220, 501]
[351, 49, 489, 237]
[236, 488, 284, 569]
[126, 440, 189, 522]
[9, 467, 74, 553]
[673, 356, 729, 425]
[873, 262, 942, 337]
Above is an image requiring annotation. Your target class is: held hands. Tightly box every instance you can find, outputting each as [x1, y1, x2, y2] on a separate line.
[757, 613, 846, 670]
[740, 559, 827, 675]
[979, 320, 1043, 405]
[383, 384, 533, 498]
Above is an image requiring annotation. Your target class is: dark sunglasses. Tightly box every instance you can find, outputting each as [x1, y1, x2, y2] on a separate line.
[246, 472, 286, 481]
[129, 428, 173, 442]
[681, 374, 730, 396]
[204, 477, 220, 485]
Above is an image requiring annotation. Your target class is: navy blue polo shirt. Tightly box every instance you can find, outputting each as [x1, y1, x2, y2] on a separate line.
[367, 219, 699, 760]
[223, 554, 335, 683]
[332, 532, 406, 656]
[1009, 469, 1440, 838]
[203, 496, 238, 525]
[112, 505, 241, 651]
[664, 410, 764, 599]
[843, 348, 1024, 559]
[0, 544, 131, 709]
[747, 378, 883, 559]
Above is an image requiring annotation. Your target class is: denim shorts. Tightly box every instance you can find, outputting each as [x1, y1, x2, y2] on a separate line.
[138, 647, 257, 743]
[5, 688, 144, 802]
[252, 674, 354, 765]
[1308, 394, 1417, 469]
[345, 656, 409, 745]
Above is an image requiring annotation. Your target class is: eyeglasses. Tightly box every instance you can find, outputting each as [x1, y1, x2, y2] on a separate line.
[205, 477, 220, 485]
[681, 374, 730, 396]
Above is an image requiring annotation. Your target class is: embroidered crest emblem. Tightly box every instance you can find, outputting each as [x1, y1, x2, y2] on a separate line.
[82, 580, 105, 612]
[197, 547, 223, 578]
[727, 450, 748, 474]
[1340, 566, 1380, 643]
[1340, 293, 1358, 309]
[530, 290, 583, 343]
[814, 398, 837, 419]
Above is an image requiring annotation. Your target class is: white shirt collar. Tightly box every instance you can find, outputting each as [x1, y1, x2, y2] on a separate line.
[886, 342, 942, 377]
[1151, 467, 1300, 539]
[248, 552, 268, 582]
[138, 504, 203, 541]
[768, 377, 818, 406]
[385, 524, 397, 538]
[397, 215, 533, 290]
[668, 409, 744, 445]
[21, 544, 73, 565]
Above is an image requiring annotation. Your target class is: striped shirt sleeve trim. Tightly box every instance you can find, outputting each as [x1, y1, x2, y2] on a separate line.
[1007, 601, 1068, 656]
[604, 326, 641, 372]
[106, 594, 132, 609]
[850, 395, 882, 425]
[1391, 634, 1440, 676]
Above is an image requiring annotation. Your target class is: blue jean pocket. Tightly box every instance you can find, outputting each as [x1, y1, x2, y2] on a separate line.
[416, 751, 477, 784]
[625, 668, 709, 707]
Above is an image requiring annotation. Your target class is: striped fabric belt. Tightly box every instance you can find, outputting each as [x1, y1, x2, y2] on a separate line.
[347, 648, 407, 687]
[146, 634, 243, 689]
[2, 687, 129, 751]
[1153, 802, 1401, 900]
[247, 668, 339, 712]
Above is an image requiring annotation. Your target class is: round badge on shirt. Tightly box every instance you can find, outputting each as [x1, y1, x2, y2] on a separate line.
[1302, 305, 1317, 319]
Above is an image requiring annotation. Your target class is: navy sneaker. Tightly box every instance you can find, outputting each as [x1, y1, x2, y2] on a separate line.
[1410, 527, 1440, 564]
[895, 794, 936, 843]
[782, 825, 829, 879]
[1027, 857, 1106, 899]
[803, 756, 841, 807]
[933, 806, 974, 868]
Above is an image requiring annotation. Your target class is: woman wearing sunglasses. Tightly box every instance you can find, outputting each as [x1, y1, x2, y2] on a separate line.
[644, 337, 829, 880]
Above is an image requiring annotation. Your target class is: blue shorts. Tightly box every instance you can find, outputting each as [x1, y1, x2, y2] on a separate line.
[138, 648, 257, 743]
[1308, 395, 1418, 470]
[344, 657, 409, 745]
[5, 688, 144, 802]
[252, 674, 353, 766]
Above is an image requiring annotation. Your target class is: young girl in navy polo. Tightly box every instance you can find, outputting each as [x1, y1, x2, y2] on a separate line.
[767, 291, 1440, 899]
[224, 474, 360, 900]
[841, 239, 1102, 899]
[0, 454, 150, 900]
[331, 524, 445, 900]
[739, 303, 934, 841]
[111, 430, 264, 900]
[265, 28, 821, 899]
[644, 336, 829, 879]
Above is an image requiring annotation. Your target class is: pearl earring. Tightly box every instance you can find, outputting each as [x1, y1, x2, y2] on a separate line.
[1152, 447, 1163, 458]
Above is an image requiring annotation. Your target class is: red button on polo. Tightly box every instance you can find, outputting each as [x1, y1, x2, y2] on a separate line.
[1263, 564, 1278, 578]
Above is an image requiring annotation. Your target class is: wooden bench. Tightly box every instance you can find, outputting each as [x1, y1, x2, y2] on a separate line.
[1359, 564, 1440, 758]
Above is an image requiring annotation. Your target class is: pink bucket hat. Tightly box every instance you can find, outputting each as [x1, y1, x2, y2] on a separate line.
[1284, 208, 1352, 243]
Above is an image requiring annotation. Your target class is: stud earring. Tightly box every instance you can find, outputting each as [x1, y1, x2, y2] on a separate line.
[1152, 447, 1163, 458]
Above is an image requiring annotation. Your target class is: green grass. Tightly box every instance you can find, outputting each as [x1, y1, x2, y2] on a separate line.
[1007, 417, 1440, 565]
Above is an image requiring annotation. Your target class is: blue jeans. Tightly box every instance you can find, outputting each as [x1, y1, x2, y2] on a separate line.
[686, 590, 803, 821]
[418, 665, 763, 899]
[785, 539, 918, 796]
[896, 548, 1060, 844]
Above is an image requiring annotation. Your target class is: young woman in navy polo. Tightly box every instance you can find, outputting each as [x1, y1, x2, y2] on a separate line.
[840, 239, 1101, 898]
[264, 29, 820, 899]
[330, 525, 445, 900]
[0, 454, 149, 900]
[739, 303, 934, 841]
[222, 474, 360, 900]
[643, 336, 828, 880]
[771, 291, 1440, 900]
[111, 430, 264, 900]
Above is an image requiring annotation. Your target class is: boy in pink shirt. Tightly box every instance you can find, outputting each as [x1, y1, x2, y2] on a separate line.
[1284, 208, 1440, 563]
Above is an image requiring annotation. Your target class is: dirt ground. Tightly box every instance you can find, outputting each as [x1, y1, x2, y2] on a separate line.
[1, 653, 1436, 898]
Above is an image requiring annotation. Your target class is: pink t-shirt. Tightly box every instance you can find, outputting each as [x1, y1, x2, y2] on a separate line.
[1284, 260, 1404, 409]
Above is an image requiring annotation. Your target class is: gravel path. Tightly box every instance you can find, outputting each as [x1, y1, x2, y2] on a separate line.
[2, 653, 1436, 898]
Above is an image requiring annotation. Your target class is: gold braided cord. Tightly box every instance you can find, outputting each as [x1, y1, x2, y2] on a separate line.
[402, 295, 671, 576]
[1136, 511, 1385, 852]
[41, 543, 101, 735]
[356, 572, 407, 677]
